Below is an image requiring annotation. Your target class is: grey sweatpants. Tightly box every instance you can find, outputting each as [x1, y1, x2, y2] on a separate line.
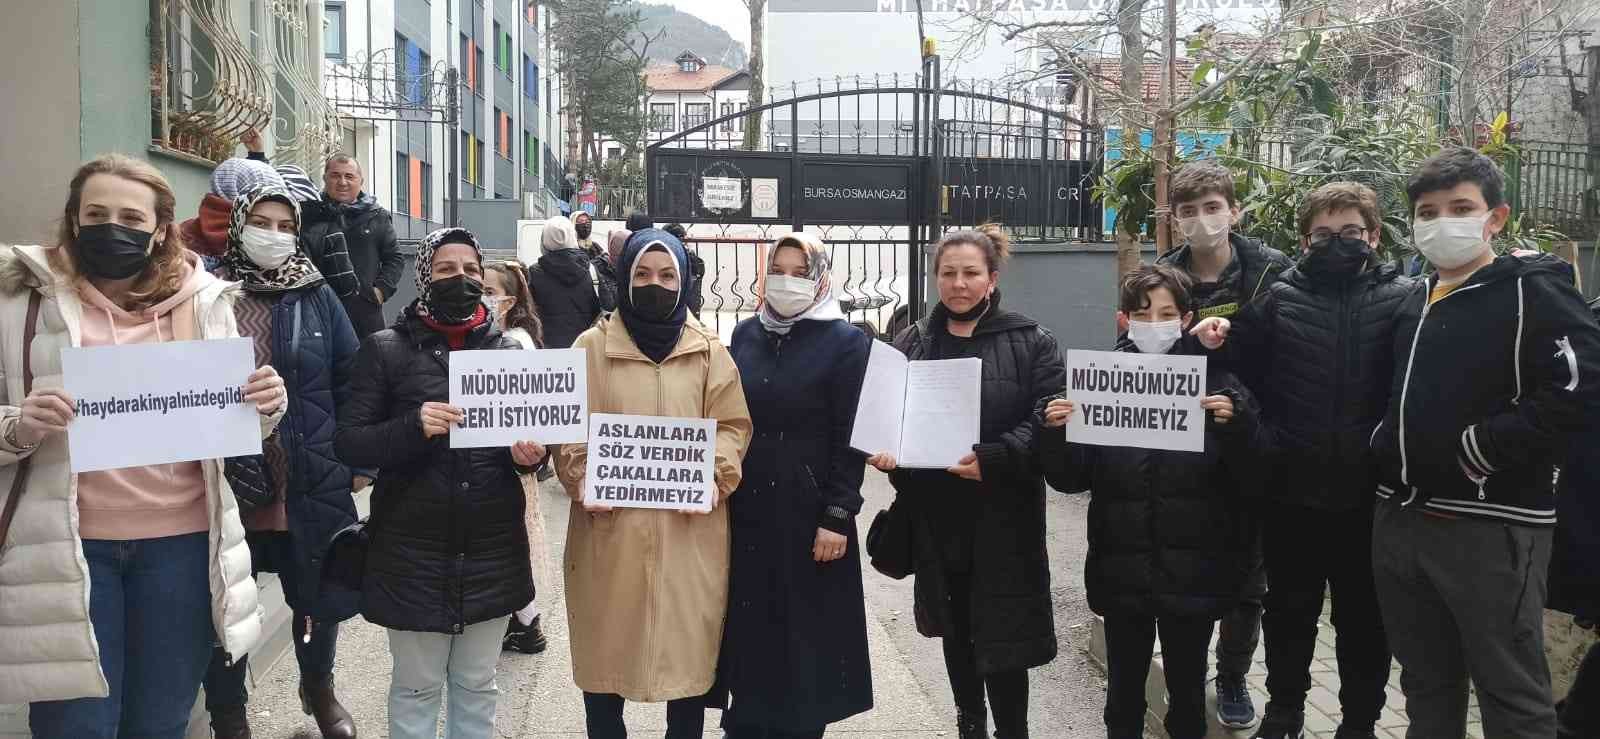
[1372, 502, 1556, 739]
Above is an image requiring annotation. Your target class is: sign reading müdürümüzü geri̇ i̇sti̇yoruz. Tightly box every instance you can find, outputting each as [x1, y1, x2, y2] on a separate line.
[448, 348, 589, 448]
[1064, 349, 1206, 453]
[584, 413, 718, 513]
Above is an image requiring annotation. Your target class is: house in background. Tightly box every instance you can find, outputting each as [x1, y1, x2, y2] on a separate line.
[592, 49, 751, 163]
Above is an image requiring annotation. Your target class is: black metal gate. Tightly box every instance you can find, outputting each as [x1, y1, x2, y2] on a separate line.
[324, 50, 461, 245]
[645, 70, 1103, 339]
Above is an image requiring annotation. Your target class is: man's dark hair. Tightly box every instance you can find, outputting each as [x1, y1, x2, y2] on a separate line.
[1119, 263, 1195, 316]
[1171, 161, 1237, 207]
[624, 212, 653, 231]
[664, 223, 688, 239]
[1406, 146, 1506, 210]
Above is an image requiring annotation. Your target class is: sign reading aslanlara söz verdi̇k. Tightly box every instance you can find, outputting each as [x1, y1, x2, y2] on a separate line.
[448, 348, 588, 448]
[584, 413, 718, 512]
[1063, 349, 1207, 453]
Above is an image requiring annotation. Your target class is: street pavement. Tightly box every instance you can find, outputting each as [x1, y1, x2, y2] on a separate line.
[241, 471, 1113, 738]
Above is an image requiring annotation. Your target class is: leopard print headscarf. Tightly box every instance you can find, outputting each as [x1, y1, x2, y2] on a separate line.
[222, 186, 324, 294]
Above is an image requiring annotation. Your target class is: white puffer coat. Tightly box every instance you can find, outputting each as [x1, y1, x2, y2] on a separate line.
[0, 244, 274, 703]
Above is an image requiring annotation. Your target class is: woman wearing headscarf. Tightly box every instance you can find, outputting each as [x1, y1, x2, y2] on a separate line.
[711, 233, 873, 738]
[197, 187, 365, 739]
[335, 228, 546, 739]
[180, 157, 285, 259]
[557, 228, 753, 739]
[524, 216, 602, 349]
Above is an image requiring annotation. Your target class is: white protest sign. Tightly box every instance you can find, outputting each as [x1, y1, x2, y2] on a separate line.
[1064, 349, 1206, 452]
[449, 348, 589, 447]
[584, 413, 717, 512]
[62, 338, 262, 473]
[702, 176, 743, 210]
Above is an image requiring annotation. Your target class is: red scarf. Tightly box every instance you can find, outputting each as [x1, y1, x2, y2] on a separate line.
[419, 304, 488, 350]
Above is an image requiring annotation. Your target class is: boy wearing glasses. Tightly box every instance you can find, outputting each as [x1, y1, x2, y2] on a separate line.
[1191, 182, 1411, 739]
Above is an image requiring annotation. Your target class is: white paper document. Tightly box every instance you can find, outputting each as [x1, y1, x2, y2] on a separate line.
[849, 340, 982, 468]
[62, 338, 263, 473]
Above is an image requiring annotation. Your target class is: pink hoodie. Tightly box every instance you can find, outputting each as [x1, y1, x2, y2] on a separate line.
[74, 253, 213, 540]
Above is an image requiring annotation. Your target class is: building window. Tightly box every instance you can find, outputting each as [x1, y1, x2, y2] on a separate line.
[523, 54, 536, 99]
[460, 131, 472, 186]
[607, 147, 622, 161]
[679, 58, 700, 73]
[421, 161, 433, 220]
[475, 43, 485, 96]
[720, 101, 735, 131]
[460, 33, 473, 91]
[395, 33, 427, 105]
[650, 103, 675, 132]
[525, 131, 533, 174]
[493, 23, 502, 70]
[396, 153, 411, 217]
[323, 2, 345, 59]
[684, 103, 710, 130]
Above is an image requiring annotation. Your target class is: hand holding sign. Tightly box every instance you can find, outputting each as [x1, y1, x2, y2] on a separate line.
[865, 452, 898, 472]
[1201, 394, 1234, 425]
[15, 388, 77, 447]
[1042, 398, 1075, 428]
[1189, 317, 1231, 350]
[421, 402, 465, 438]
[948, 452, 982, 482]
[244, 366, 287, 416]
[510, 440, 548, 467]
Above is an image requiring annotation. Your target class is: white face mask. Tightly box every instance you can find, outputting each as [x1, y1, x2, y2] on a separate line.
[1178, 211, 1232, 252]
[240, 226, 298, 270]
[764, 275, 819, 318]
[482, 295, 510, 318]
[1127, 318, 1184, 355]
[1412, 213, 1491, 270]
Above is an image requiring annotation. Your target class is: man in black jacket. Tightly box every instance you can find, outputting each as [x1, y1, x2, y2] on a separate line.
[1367, 147, 1600, 739]
[1156, 162, 1291, 730]
[1194, 182, 1411, 739]
[301, 155, 404, 338]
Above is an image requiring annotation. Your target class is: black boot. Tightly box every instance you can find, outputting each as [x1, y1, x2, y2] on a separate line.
[300, 674, 358, 738]
[956, 710, 988, 739]
[503, 615, 548, 654]
[210, 704, 253, 739]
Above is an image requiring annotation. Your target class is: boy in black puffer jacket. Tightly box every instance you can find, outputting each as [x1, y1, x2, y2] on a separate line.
[1036, 265, 1267, 739]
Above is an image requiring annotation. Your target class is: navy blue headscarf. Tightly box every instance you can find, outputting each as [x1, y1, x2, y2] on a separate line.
[617, 228, 696, 364]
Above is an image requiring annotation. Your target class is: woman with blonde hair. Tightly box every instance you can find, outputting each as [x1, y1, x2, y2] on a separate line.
[0, 154, 287, 739]
[557, 228, 752, 739]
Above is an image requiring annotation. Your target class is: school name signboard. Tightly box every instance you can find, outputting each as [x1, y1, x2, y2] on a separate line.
[448, 349, 589, 447]
[1063, 349, 1206, 452]
[584, 413, 719, 512]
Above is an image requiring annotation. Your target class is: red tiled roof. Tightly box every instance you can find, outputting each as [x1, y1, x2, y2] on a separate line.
[1085, 58, 1199, 104]
[645, 62, 739, 93]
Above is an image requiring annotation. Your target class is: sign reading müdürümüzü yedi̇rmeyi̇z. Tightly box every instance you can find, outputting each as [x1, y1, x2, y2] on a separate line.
[449, 348, 589, 448]
[61, 338, 264, 473]
[1063, 349, 1206, 453]
[584, 413, 718, 513]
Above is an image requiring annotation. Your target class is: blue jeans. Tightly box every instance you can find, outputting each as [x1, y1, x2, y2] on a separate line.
[29, 532, 215, 739]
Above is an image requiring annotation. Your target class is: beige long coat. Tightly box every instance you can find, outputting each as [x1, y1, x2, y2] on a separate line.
[557, 312, 752, 702]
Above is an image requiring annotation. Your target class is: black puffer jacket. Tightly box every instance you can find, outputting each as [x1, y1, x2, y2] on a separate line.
[527, 248, 601, 349]
[334, 306, 534, 634]
[887, 299, 1063, 675]
[1037, 340, 1267, 619]
[1156, 233, 1293, 321]
[301, 193, 403, 300]
[1218, 262, 1417, 510]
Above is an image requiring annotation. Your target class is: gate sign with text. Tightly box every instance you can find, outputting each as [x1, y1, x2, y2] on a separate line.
[584, 413, 719, 512]
[1063, 350, 1206, 453]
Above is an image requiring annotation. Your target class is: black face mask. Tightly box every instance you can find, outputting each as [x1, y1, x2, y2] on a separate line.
[426, 274, 485, 323]
[1302, 236, 1372, 282]
[631, 283, 680, 321]
[76, 222, 155, 280]
[575, 223, 593, 240]
[943, 294, 992, 323]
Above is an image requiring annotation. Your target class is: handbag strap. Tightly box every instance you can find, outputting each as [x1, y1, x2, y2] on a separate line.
[0, 290, 44, 552]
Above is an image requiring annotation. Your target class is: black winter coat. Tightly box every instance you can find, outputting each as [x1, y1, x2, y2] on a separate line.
[1156, 233, 1293, 322]
[1037, 341, 1267, 619]
[1372, 254, 1600, 526]
[527, 249, 601, 349]
[1219, 262, 1417, 510]
[334, 306, 534, 634]
[1549, 298, 1600, 621]
[711, 318, 874, 729]
[887, 301, 1063, 675]
[259, 284, 366, 621]
[302, 193, 403, 336]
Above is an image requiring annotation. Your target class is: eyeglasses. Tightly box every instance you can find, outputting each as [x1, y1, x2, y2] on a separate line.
[1307, 225, 1368, 244]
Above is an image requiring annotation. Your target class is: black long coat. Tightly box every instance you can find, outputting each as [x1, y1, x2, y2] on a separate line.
[711, 317, 874, 730]
[888, 302, 1063, 675]
[333, 306, 535, 634]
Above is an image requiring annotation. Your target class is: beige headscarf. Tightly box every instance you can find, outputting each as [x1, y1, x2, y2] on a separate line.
[541, 216, 580, 254]
[758, 232, 846, 335]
